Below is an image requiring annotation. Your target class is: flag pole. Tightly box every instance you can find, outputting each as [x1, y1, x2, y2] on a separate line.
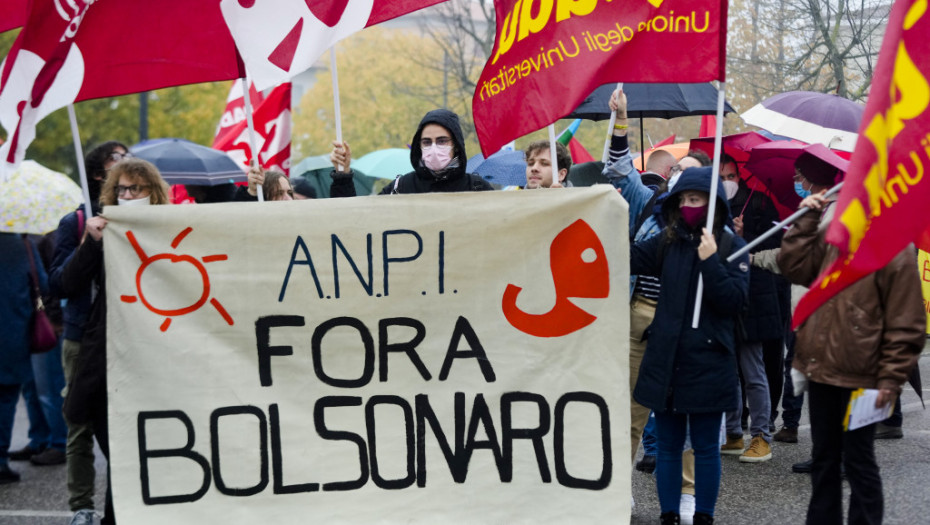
[331, 48, 345, 171]
[726, 182, 845, 263]
[548, 124, 558, 185]
[67, 105, 93, 219]
[692, 80, 726, 329]
[242, 74, 264, 201]
[601, 83, 622, 163]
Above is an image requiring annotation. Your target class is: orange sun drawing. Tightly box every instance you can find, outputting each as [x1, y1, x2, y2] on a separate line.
[120, 226, 234, 332]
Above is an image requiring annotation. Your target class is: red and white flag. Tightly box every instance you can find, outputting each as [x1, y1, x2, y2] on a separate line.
[0, 0, 243, 178]
[473, 0, 727, 155]
[0, 0, 28, 33]
[221, 0, 446, 90]
[213, 80, 292, 174]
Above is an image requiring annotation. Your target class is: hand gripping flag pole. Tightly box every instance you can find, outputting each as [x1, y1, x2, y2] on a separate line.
[331, 47, 345, 172]
[601, 83, 623, 163]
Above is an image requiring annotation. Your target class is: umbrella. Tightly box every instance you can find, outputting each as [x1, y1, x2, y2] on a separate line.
[1, 160, 83, 234]
[293, 163, 388, 198]
[567, 82, 737, 121]
[353, 148, 412, 179]
[740, 91, 864, 152]
[131, 138, 246, 186]
[742, 141, 854, 212]
[467, 150, 527, 187]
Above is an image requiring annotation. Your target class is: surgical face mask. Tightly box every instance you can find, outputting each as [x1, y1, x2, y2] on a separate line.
[422, 144, 453, 172]
[667, 172, 681, 191]
[794, 181, 811, 199]
[722, 180, 739, 200]
[680, 204, 708, 229]
[118, 195, 152, 206]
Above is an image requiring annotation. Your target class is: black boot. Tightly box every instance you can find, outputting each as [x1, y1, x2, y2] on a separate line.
[693, 511, 714, 524]
[660, 511, 680, 525]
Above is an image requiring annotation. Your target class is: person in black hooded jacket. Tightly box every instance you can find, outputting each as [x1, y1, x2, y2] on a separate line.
[329, 109, 493, 195]
[630, 167, 750, 525]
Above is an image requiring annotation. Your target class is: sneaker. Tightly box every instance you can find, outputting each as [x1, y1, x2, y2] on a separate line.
[792, 458, 813, 473]
[30, 447, 66, 466]
[739, 434, 772, 463]
[69, 509, 95, 525]
[874, 422, 903, 439]
[0, 464, 20, 484]
[720, 435, 744, 455]
[635, 454, 656, 473]
[680, 494, 695, 525]
[8, 444, 44, 461]
[773, 426, 798, 443]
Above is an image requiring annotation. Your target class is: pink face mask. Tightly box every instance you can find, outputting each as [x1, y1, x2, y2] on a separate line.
[422, 144, 453, 172]
[680, 205, 708, 229]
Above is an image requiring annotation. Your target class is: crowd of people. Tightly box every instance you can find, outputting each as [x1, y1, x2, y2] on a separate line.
[0, 91, 925, 525]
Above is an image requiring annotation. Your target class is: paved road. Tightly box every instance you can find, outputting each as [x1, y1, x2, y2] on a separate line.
[1, 350, 927, 524]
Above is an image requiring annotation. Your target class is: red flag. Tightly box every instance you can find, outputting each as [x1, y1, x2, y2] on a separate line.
[792, 0, 930, 328]
[213, 82, 292, 175]
[213, 80, 265, 149]
[699, 115, 716, 137]
[0, 0, 28, 33]
[221, 0, 445, 90]
[0, 0, 244, 175]
[473, 0, 727, 156]
[568, 137, 595, 164]
[654, 134, 676, 148]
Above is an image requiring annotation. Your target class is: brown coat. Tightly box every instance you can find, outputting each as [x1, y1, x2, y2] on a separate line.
[777, 206, 924, 393]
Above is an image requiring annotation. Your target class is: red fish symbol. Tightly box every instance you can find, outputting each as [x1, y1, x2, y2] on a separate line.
[502, 219, 609, 337]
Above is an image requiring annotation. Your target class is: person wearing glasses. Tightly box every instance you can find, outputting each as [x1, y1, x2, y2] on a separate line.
[328, 109, 493, 195]
[47, 141, 130, 525]
[58, 158, 169, 525]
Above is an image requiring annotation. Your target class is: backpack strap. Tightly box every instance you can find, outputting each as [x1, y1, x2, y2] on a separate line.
[76, 208, 85, 243]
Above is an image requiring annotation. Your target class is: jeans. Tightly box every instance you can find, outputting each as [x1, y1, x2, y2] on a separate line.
[0, 383, 20, 464]
[781, 331, 803, 429]
[762, 338, 784, 428]
[726, 341, 772, 441]
[654, 411, 723, 516]
[807, 381, 883, 525]
[642, 413, 657, 456]
[24, 341, 68, 451]
[62, 339, 96, 511]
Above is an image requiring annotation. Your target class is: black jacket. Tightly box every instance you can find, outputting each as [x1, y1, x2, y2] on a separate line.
[631, 168, 750, 414]
[331, 109, 493, 196]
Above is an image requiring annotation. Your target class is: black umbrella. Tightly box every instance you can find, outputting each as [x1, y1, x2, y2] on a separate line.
[131, 138, 247, 186]
[567, 82, 736, 120]
[567, 83, 737, 164]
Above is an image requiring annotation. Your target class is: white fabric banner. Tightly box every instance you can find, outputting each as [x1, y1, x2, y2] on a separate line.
[104, 187, 630, 524]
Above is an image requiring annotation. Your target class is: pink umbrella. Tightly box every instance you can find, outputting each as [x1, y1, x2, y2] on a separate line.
[744, 142, 851, 213]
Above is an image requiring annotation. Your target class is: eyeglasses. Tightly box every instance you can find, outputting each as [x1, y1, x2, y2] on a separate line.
[109, 151, 132, 163]
[420, 136, 452, 148]
[117, 184, 148, 197]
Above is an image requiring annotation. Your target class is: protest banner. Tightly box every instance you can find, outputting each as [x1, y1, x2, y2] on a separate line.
[793, 0, 930, 327]
[104, 187, 631, 524]
[473, 0, 727, 155]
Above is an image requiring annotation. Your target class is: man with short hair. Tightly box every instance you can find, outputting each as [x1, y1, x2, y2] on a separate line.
[523, 140, 571, 189]
[644, 149, 677, 179]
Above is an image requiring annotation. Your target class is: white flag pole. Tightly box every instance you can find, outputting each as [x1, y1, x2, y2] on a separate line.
[67, 105, 93, 218]
[548, 124, 559, 185]
[241, 74, 264, 201]
[331, 48, 345, 171]
[601, 83, 623, 163]
[691, 80, 726, 329]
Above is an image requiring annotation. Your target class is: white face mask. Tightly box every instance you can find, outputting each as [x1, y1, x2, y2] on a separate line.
[667, 172, 681, 191]
[722, 180, 739, 200]
[422, 144, 453, 172]
[118, 195, 152, 206]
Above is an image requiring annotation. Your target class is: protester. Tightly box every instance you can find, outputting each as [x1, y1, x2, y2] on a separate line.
[291, 177, 318, 199]
[48, 141, 130, 525]
[235, 167, 295, 201]
[0, 233, 49, 485]
[183, 183, 237, 204]
[719, 154, 784, 463]
[523, 140, 571, 189]
[777, 147, 925, 524]
[329, 109, 493, 195]
[603, 87, 701, 524]
[9, 232, 68, 468]
[59, 158, 170, 525]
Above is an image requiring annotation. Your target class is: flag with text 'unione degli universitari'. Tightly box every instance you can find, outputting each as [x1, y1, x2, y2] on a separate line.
[472, 0, 727, 156]
[792, 0, 930, 329]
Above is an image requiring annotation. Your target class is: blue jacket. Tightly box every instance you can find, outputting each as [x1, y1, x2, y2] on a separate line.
[0, 234, 47, 384]
[49, 205, 97, 342]
[630, 168, 750, 414]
